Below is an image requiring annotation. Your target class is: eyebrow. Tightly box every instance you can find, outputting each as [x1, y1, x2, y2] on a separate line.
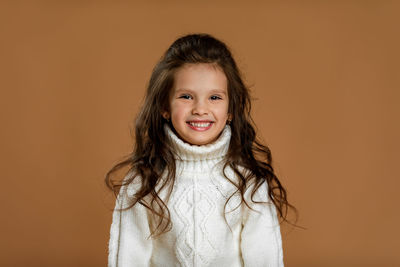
[175, 88, 227, 95]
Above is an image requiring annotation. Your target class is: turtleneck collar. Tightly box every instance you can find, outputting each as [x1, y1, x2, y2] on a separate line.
[165, 124, 231, 162]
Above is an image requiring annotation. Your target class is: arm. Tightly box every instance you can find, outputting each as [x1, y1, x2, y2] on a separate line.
[108, 182, 153, 267]
[240, 181, 284, 267]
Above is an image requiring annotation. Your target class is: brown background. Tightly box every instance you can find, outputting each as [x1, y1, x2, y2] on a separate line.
[1, 1, 399, 266]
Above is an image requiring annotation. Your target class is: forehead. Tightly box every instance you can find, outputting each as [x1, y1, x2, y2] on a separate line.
[172, 63, 227, 94]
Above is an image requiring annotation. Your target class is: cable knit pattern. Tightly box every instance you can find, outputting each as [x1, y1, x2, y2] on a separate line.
[108, 125, 284, 267]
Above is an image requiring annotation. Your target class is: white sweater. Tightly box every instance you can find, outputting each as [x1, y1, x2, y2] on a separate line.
[108, 125, 284, 267]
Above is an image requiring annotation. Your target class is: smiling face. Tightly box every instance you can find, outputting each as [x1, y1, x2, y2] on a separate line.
[163, 63, 231, 146]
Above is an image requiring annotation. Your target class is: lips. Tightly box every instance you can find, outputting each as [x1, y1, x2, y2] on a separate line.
[186, 120, 214, 131]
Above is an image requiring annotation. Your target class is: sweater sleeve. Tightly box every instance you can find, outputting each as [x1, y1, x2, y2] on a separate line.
[108, 181, 153, 267]
[240, 181, 284, 267]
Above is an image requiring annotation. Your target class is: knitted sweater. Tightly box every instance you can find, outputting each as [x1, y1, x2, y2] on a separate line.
[108, 125, 284, 267]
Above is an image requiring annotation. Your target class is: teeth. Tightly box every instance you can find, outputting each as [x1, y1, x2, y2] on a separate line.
[189, 122, 212, 127]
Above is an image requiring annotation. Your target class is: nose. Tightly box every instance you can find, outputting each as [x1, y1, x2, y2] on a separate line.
[192, 99, 208, 115]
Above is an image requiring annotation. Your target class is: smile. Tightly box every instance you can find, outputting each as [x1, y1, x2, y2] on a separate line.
[186, 121, 214, 131]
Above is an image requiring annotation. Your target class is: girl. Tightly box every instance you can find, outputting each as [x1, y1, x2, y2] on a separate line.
[106, 33, 294, 267]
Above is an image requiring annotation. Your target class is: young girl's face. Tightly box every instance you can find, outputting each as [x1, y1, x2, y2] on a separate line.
[163, 63, 231, 146]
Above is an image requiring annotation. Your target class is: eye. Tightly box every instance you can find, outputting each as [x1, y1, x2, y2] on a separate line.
[210, 95, 222, 100]
[179, 94, 192, 100]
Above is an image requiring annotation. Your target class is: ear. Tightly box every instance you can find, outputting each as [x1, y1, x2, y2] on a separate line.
[162, 111, 170, 120]
[227, 113, 233, 122]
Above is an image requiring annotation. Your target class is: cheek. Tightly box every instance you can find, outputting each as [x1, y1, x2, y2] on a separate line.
[218, 103, 230, 119]
[170, 102, 188, 120]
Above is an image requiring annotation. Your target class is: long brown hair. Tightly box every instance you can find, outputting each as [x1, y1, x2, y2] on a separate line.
[105, 33, 297, 236]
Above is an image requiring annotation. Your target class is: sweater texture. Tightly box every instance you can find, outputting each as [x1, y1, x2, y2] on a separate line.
[108, 125, 284, 267]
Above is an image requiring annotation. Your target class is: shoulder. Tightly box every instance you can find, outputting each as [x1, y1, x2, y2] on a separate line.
[116, 171, 143, 206]
[222, 164, 271, 203]
[119, 170, 170, 205]
[241, 170, 272, 207]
